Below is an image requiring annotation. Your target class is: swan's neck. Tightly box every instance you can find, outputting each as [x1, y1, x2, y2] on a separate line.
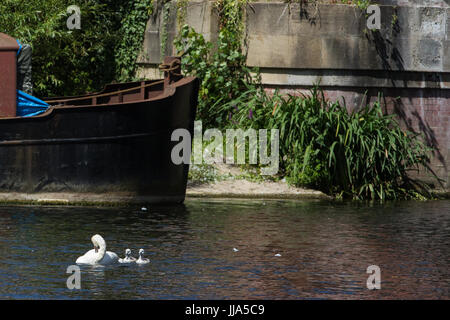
[94, 246, 106, 263]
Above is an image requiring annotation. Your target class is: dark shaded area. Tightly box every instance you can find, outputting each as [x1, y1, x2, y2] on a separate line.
[298, 0, 320, 26]
[16, 43, 33, 95]
[366, 20, 447, 184]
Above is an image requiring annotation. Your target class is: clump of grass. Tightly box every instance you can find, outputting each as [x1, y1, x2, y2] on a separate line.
[229, 85, 440, 200]
[187, 164, 217, 186]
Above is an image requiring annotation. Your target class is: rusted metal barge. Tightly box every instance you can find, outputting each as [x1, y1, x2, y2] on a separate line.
[0, 32, 199, 204]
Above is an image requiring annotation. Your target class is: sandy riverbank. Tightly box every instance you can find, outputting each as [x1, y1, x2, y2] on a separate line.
[186, 179, 330, 200]
[186, 163, 330, 200]
[186, 163, 450, 201]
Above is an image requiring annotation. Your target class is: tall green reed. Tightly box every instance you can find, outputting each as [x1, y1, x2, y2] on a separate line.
[229, 85, 438, 200]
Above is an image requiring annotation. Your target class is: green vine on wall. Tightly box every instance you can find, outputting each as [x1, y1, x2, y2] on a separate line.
[159, 2, 171, 62]
[174, 0, 258, 128]
[176, 0, 189, 31]
[115, 0, 153, 82]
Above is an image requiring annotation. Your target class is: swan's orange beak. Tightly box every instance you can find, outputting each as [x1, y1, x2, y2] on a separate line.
[94, 245, 99, 253]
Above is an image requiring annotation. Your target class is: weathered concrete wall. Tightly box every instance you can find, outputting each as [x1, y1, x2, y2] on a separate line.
[138, 1, 450, 188]
[137, 0, 218, 78]
[246, 2, 450, 82]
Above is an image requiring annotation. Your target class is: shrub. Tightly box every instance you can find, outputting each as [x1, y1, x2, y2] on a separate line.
[0, 0, 152, 97]
[174, 21, 257, 128]
[229, 86, 438, 200]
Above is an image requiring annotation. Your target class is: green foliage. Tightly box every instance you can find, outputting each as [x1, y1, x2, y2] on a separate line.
[114, 0, 153, 82]
[355, 0, 372, 10]
[176, 0, 189, 29]
[214, 0, 246, 36]
[188, 164, 217, 185]
[341, 0, 372, 9]
[228, 86, 438, 200]
[174, 0, 256, 128]
[175, 24, 259, 128]
[1, 0, 113, 97]
[0, 0, 152, 97]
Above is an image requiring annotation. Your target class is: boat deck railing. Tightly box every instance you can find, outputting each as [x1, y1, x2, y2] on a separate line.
[47, 57, 183, 107]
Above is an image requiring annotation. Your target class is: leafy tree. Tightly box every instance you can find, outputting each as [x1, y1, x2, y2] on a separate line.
[0, 0, 152, 97]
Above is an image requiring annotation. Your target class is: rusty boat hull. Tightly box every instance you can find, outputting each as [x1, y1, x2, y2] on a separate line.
[0, 76, 199, 204]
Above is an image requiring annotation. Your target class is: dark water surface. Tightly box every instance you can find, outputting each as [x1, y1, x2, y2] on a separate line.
[0, 199, 448, 299]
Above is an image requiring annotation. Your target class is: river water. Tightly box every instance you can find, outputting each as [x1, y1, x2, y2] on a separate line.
[0, 199, 448, 299]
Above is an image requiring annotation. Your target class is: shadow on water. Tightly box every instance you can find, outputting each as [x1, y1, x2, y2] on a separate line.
[0, 199, 449, 299]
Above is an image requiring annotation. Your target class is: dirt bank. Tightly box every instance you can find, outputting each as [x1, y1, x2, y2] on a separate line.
[186, 163, 330, 200]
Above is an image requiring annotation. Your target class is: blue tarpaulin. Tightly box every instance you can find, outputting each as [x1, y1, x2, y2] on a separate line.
[16, 90, 49, 117]
[16, 39, 22, 56]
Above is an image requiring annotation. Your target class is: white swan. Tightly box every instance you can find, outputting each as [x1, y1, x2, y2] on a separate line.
[76, 234, 119, 265]
[118, 248, 136, 263]
[136, 248, 150, 264]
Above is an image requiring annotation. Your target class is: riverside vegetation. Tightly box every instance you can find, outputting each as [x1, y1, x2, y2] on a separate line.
[0, 0, 441, 200]
[174, 1, 441, 200]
